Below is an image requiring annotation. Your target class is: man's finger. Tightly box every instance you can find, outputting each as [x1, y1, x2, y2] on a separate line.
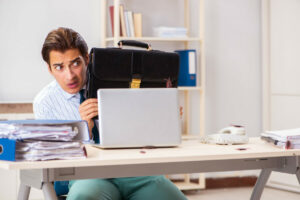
[80, 98, 98, 106]
[86, 111, 98, 119]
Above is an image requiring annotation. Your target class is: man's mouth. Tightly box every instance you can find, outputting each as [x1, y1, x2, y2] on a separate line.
[67, 81, 78, 89]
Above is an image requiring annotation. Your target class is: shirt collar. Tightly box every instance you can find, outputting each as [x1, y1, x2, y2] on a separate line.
[55, 81, 82, 100]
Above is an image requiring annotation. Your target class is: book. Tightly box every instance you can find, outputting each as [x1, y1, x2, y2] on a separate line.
[124, 11, 131, 37]
[109, 5, 124, 36]
[109, 5, 114, 36]
[133, 13, 142, 37]
[175, 49, 197, 86]
[127, 11, 135, 37]
[119, 5, 127, 37]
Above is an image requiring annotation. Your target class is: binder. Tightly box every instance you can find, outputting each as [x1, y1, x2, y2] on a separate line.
[0, 138, 16, 161]
[175, 49, 197, 86]
[0, 120, 90, 161]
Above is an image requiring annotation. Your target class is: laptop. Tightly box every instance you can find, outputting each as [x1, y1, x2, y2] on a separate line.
[95, 88, 181, 148]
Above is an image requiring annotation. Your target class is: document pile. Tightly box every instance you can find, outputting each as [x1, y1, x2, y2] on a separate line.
[0, 121, 87, 161]
[153, 26, 187, 38]
[261, 128, 300, 149]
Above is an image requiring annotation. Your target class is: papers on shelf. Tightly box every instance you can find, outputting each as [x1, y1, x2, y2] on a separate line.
[153, 26, 187, 38]
[261, 128, 300, 149]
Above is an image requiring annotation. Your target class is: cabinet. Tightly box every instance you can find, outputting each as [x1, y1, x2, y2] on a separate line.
[100, 0, 206, 190]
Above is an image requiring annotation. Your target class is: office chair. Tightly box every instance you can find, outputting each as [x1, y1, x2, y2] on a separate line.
[54, 181, 69, 199]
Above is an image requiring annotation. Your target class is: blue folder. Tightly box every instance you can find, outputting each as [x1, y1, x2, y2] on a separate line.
[0, 138, 16, 161]
[175, 49, 197, 86]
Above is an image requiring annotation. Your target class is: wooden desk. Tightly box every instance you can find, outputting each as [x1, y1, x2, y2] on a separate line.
[0, 137, 300, 200]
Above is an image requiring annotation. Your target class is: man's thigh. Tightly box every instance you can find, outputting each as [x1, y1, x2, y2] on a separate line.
[112, 176, 187, 200]
[67, 179, 121, 200]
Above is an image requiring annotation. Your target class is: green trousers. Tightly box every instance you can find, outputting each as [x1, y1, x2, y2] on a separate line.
[67, 176, 187, 200]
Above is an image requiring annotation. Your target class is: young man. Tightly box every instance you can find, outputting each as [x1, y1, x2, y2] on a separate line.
[34, 27, 186, 200]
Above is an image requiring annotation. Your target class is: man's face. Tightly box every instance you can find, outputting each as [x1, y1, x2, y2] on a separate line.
[48, 49, 88, 94]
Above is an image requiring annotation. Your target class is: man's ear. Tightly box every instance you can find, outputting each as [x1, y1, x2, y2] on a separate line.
[84, 54, 89, 65]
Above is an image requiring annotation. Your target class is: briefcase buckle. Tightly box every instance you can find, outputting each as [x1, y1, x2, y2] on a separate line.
[130, 78, 141, 88]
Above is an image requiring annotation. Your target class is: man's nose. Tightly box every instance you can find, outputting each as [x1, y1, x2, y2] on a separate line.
[65, 67, 75, 80]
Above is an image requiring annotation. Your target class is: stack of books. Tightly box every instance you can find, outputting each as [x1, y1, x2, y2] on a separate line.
[0, 120, 88, 161]
[261, 128, 300, 149]
[109, 5, 142, 37]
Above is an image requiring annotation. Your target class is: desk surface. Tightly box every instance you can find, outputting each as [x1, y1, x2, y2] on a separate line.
[1, 137, 299, 170]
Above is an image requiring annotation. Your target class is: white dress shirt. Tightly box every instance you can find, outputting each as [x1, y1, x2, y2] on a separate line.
[33, 80, 81, 120]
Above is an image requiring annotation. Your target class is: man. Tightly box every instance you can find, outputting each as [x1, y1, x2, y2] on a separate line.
[34, 27, 186, 200]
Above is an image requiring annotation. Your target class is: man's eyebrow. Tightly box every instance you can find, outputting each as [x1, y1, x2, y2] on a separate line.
[52, 57, 80, 66]
[52, 62, 63, 66]
[70, 57, 81, 63]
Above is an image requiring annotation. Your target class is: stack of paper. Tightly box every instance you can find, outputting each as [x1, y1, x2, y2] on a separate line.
[0, 122, 87, 161]
[15, 140, 86, 161]
[153, 27, 187, 38]
[261, 128, 300, 149]
[0, 123, 77, 141]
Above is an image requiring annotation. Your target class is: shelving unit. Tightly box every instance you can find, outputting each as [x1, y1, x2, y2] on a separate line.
[100, 0, 206, 191]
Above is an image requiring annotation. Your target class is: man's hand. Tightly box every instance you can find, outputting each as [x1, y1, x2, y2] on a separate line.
[79, 98, 98, 138]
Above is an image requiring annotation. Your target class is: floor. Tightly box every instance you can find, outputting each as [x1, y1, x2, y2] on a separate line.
[184, 187, 300, 200]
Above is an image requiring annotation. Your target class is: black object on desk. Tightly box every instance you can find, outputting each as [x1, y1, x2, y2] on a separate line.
[86, 40, 179, 98]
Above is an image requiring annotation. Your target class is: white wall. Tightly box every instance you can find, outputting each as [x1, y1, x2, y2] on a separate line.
[0, 0, 102, 103]
[205, 0, 262, 136]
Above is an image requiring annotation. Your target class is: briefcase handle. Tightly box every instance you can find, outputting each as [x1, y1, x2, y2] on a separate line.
[118, 40, 152, 51]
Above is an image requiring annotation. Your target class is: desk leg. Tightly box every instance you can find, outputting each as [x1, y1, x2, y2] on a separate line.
[250, 169, 272, 200]
[42, 182, 58, 200]
[295, 169, 300, 184]
[17, 183, 30, 200]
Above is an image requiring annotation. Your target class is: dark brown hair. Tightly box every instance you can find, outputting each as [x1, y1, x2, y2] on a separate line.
[41, 27, 88, 65]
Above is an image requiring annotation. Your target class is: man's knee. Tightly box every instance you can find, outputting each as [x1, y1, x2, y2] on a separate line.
[131, 176, 187, 200]
[67, 179, 121, 200]
[67, 191, 98, 200]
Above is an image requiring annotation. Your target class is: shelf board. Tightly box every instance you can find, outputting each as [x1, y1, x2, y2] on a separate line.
[178, 86, 202, 91]
[106, 37, 202, 42]
[174, 182, 203, 191]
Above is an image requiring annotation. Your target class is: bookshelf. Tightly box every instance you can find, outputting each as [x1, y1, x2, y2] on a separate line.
[100, 0, 206, 191]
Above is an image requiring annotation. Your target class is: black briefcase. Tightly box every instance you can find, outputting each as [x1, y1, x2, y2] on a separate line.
[86, 40, 179, 98]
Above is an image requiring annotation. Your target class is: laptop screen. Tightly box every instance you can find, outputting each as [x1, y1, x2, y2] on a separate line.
[96, 88, 181, 148]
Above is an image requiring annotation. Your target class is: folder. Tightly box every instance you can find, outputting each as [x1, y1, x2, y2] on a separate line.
[0, 138, 16, 161]
[175, 49, 197, 86]
[0, 120, 90, 161]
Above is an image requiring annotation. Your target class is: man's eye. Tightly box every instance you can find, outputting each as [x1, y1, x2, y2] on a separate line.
[73, 61, 80, 67]
[55, 66, 62, 71]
